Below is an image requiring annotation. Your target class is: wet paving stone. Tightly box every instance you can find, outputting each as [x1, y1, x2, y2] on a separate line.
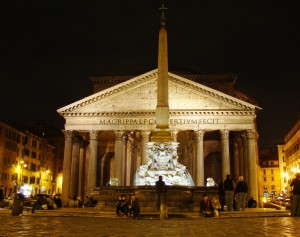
[0, 216, 300, 237]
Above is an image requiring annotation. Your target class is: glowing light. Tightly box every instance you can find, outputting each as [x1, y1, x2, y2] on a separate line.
[20, 184, 32, 198]
[58, 175, 63, 185]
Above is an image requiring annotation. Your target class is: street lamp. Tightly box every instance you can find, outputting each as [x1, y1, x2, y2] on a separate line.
[20, 160, 27, 186]
[291, 167, 297, 174]
[41, 169, 50, 194]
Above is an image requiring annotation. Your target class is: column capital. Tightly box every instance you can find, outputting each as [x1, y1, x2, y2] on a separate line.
[245, 129, 255, 139]
[63, 130, 73, 140]
[171, 130, 178, 141]
[123, 133, 129, 144]
[220, 130, 229, 140]
[141, 131, 151, 138]
[115, 131, 125, 140]
[195, 130, 205, 141]
[89, 130, 99, 140]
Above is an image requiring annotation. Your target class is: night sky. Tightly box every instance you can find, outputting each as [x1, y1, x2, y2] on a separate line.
[1, 0, 299, 147]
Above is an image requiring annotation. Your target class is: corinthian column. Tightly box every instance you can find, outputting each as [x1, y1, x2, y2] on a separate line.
[237, 137, 244, 177]
[246, 129, 258, 203]
[195, 130, 205, 186]
[62, 130, 73, 206]
[220, 130, 230, 179]
[114, 131, 124, 185]
[78, 139, 88, 201]
[86, 131, 98, 196]
[233, 139, 239, 181]
[70, 135, 80, 197]
[241, 133, 248, 183]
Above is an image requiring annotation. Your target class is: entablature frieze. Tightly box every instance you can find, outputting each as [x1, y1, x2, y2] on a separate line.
[60, 110, 255, 117]
[64, 123, 255, 133]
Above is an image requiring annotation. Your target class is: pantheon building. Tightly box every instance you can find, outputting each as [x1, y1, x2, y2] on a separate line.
[58, 13, 261, 205]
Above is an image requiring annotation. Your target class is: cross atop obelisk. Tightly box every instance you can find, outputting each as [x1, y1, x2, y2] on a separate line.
[151, 4, 172, 142]
[159, 4, 168, 18]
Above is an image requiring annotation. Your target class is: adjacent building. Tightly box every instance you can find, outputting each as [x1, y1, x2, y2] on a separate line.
[278, 117, 300, 195]
[0, 120, 63, 197]
[258, 147, 281, 198]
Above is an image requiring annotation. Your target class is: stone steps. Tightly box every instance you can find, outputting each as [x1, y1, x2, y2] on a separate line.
[26, 208, 290, 219]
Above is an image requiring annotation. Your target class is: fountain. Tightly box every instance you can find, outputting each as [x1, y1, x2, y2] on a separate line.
[134, 142, 194, 186]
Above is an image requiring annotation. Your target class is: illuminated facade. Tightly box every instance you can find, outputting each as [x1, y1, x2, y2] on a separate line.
[57, 12, 261, 206]
[0, 120, 57, 197]
[278, 118, 300, 195]
[258, 147, 281, 198]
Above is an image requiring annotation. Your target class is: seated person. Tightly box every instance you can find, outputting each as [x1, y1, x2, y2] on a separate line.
[115, 194, 128, 217]
[128, 193, 140, 218]
[211, 194, 222, 217]
[32, 195, 48, 213]
[200, 194, 215, 217]
[53, 195, 62, 208]
[248, 197, 257, 208]
[67, 195, 80, 207]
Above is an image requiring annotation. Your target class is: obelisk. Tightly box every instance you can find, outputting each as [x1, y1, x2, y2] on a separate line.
[134, 5, 194, 188]
[151, 4, 173, 142]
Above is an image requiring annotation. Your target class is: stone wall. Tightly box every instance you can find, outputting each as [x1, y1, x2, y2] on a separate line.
[91, 186, 218, 212]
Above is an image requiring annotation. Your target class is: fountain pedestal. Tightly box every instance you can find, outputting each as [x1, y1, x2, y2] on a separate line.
[92, 186, 218, 212]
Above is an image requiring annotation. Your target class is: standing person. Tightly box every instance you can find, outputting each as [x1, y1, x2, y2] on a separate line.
[223, 174, 235, 211]
[128, 193, 140, 218]
[236, 176, 248, 211]
[11, 193, 25, 216]
[290, 173, 300, 217]
[155, 175, 166, 212]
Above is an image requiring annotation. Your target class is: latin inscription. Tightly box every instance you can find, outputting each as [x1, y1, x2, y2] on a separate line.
[99, 118, 219, 125]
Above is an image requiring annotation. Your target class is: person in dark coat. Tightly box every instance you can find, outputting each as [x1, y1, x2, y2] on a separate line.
[155, 175, 166, 212]
[248, 197, 257, 208]
[236, 176, 248, 211]
[290, 173, 300, 217]
[199, 194, 214, 217]
[128, 193, 140, 218]
[11, 193, 25, 216]
[53, 195, 62, 208]
[115, 194, 128, 217]
[32, 195, 48, 213]
[223, 174, 235, 211]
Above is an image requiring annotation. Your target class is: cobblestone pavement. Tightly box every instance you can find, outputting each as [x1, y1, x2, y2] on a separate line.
[1, 215, 300, 237]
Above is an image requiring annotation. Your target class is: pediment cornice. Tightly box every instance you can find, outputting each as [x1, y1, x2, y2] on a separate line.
[58, 69, 158, 113]
[58, 69, 260, 115]
[168, 73, 256, 110]
[61, 110, 255, 117]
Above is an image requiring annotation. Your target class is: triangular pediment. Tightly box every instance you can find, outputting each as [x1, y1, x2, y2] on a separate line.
[57, 69, 259, 117]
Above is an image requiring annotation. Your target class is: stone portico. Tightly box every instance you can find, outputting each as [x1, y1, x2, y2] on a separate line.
[57, 69, 261, 205]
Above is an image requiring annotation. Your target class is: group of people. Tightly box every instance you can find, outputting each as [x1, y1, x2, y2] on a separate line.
[200, 194, 222, 217]
[200, 174, 254, 217]
[218, 174, 254, 212]
[115, 193, 140, 218]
